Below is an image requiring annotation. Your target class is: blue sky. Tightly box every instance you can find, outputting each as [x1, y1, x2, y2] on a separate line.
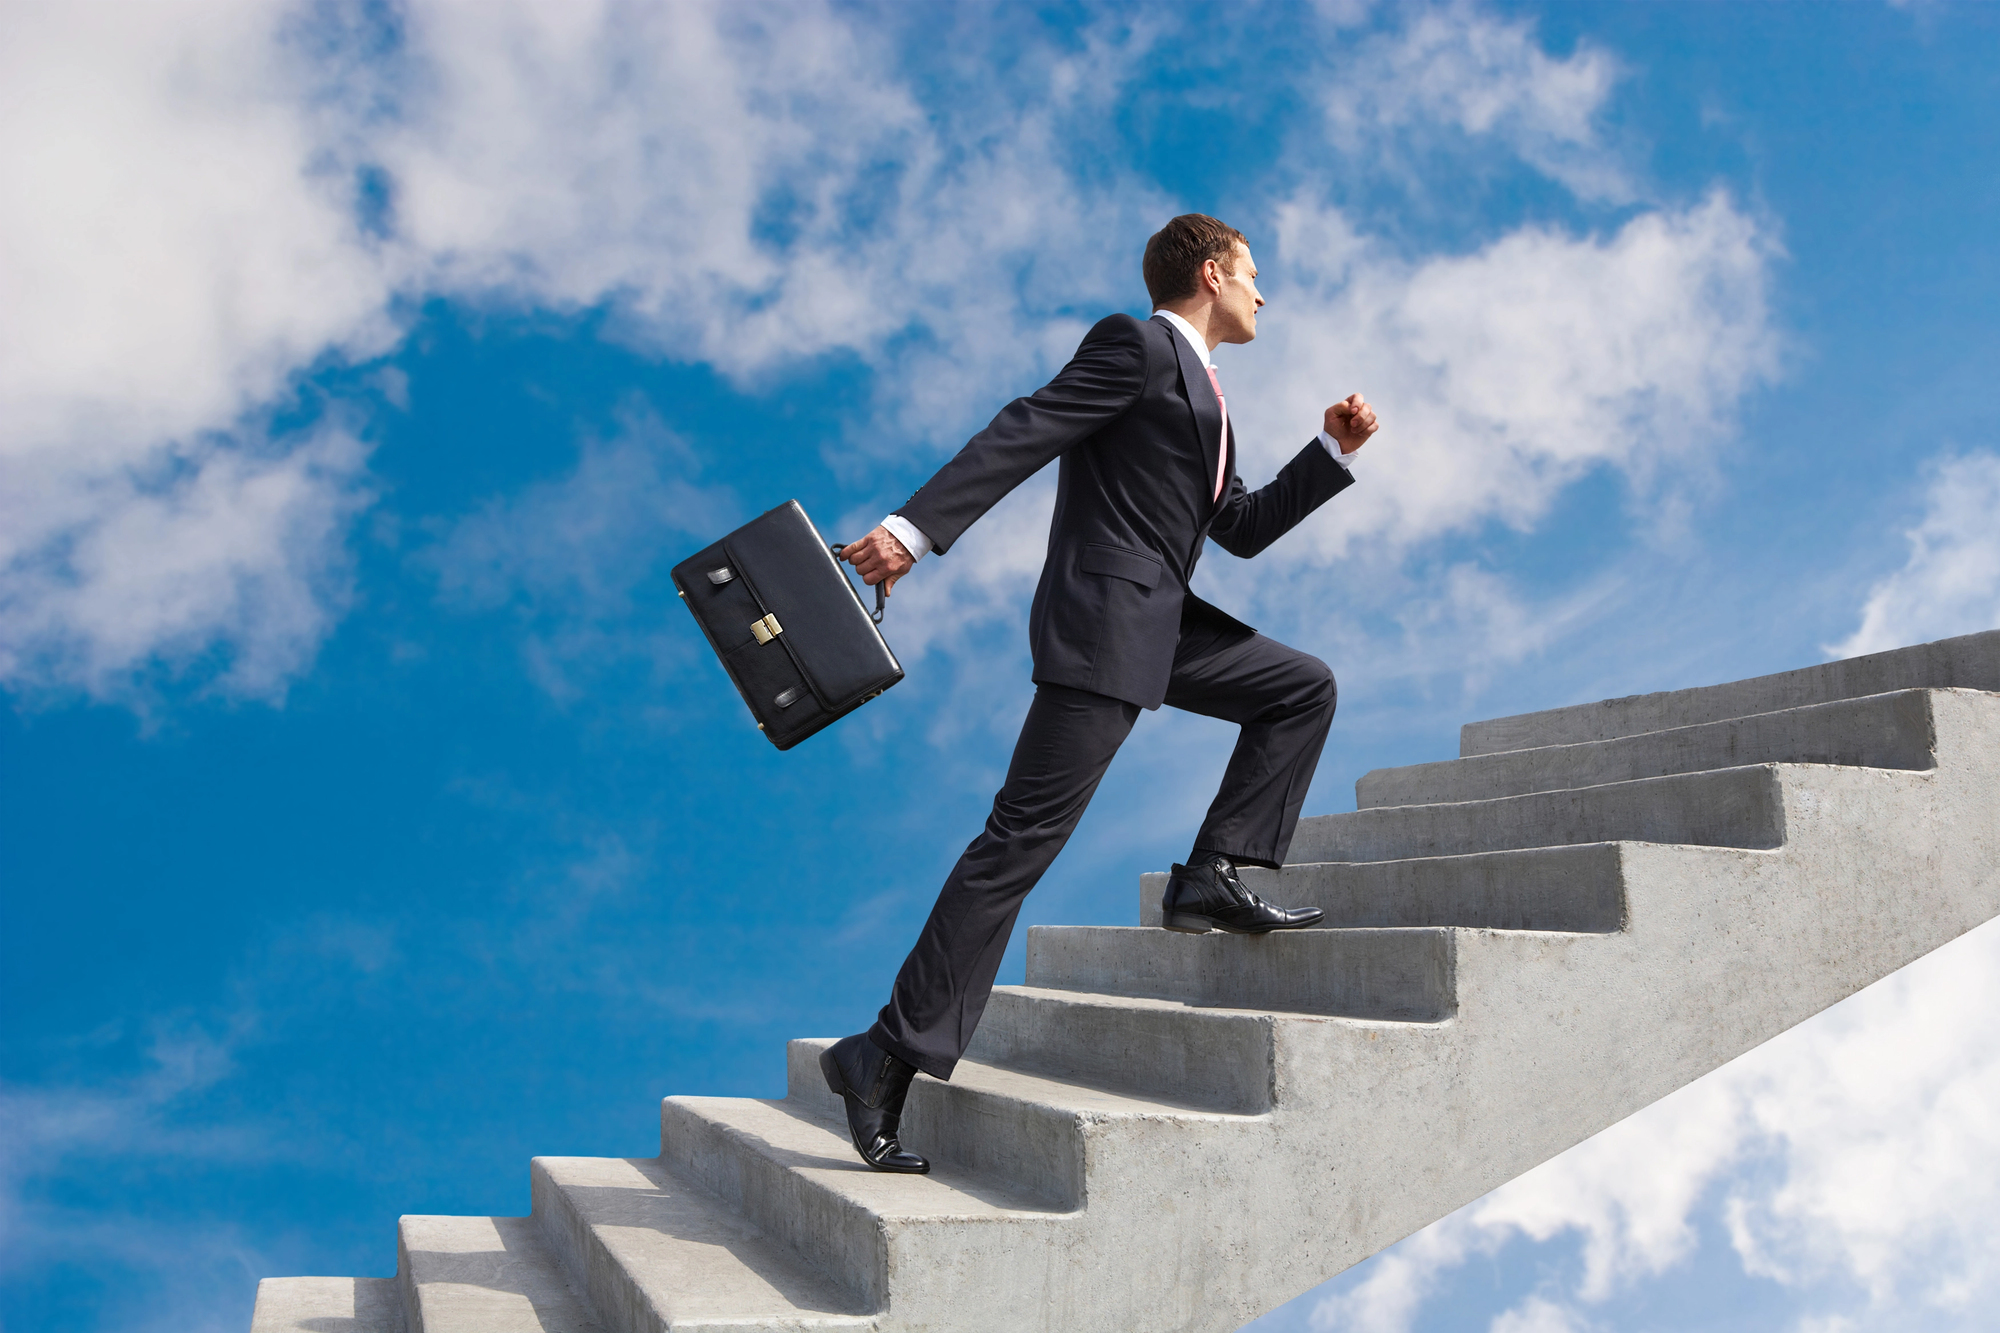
[3, 3, 1999, 1331]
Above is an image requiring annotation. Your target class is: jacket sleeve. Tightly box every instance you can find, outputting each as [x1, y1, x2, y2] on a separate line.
[1206, 437, 1355, 560]
[895, 315, 1148, 555]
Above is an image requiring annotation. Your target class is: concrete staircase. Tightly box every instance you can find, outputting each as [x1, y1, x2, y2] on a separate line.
[253, 630, 2000, 1333]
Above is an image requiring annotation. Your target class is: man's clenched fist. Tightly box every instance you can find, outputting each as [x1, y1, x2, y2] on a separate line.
[1324, 393, 1379, 455]
[840, 525, 914, 594]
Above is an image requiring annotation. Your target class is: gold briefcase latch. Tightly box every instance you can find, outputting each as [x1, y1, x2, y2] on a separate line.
[749, 613, 783, 645]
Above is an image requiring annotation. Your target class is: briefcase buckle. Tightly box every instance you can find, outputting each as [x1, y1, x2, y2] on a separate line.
[749, 613, 783, 645]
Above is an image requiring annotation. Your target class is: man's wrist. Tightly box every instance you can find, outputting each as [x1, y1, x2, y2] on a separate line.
[1318, 429, 1358, 469]
[880, 513, 933, 562]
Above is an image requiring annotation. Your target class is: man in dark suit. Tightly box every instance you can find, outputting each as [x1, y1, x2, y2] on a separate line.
[826, 215, 1379, 1173]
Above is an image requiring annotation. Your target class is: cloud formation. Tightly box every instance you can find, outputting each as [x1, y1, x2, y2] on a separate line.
[1, 0, 1779, 709]
[1828, 450, 2000, 658]
[0, 0, 1163, 703]
[1235, 189, 1777, 562]
[422, 398, 738, 702]
[1322, 5, 1630, 201]
[1, 0, 390, 702]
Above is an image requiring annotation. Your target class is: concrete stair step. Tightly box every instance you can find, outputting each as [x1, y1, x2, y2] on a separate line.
[399, 1213, 602, 1332]
[964, 985, 1280, 1113]
[531, 1154, 873, 1333]
[1284, 764, 1784, 865]
[783, 1039, 1253, 1210]
[250, 1277, 401, 1333]
[1025, 925, 1455, 1020]
[1364, 688, 1940, 808]
[1138, 843, 1627, 933]
[657, 1095, 1067, 1313]
[1460, 628, 1999, 756]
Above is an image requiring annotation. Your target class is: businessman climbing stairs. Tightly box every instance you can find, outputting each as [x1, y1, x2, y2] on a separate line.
[254, 629, 2000, 1333]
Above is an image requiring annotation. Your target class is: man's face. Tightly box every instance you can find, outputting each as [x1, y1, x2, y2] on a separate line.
[1211, 243, 1264, 344]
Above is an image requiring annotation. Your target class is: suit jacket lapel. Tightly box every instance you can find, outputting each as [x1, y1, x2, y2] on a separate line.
[1152, 315, 1223, 505]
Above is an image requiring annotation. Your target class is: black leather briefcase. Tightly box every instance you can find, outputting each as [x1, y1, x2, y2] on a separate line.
[672, 500, 903, 750]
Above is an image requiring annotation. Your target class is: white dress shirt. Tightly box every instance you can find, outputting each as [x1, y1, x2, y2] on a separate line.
[879, 309, 1358, 564]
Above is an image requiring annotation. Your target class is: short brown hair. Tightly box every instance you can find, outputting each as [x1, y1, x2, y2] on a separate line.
[1143, 214, 1248, 307]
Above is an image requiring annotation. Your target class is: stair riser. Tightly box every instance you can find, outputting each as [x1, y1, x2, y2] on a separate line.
[532, 1161, 657, 1333]
[1140, 843, 1627, 932]
[531, 1153, 881, 1333]
[398, 1230, 424, 1333]
[1460, 629, 1997, 755]
[1287, 765, 1786, 865]
[786, 1040, 1086, 1209]
[251, 1278, 403, 1333]
[1025, 927, 1455, 1020]
[658, 1099, 884, 1310]
[654, 1112, 1081, 1333]
[965, 988, 1276, 1113]
[399, 1215, 599, 1333]
[1367, 689, 1937, 808]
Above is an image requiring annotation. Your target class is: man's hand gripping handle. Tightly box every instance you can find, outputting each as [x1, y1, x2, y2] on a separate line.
[840, 526, 915, 597]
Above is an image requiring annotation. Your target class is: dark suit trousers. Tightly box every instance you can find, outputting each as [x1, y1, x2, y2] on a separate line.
[870, 622, 1336, 1080]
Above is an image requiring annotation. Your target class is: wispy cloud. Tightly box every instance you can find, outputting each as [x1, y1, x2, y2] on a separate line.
[0, 424, 373, 705]
[1827, 449, 2000, 658]
[1322, 5, 1631, 202]
[420, 397, 736, 702]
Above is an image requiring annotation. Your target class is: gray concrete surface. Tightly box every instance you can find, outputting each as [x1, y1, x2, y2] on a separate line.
[962, 986, 1278, 1112]
[1138, 843, 1629, 931]
[1461, 627, 1998, 755]
[399, 1215, 602, 1333]
[1368, 688, 1939, 808]
[1285, 762, 1786, 864]
[253, 636, 2000, 1333]
[250, 1277, 402, 1333]
[1025, 925, 1456, 1020]
[531, 1154, 871, 1332]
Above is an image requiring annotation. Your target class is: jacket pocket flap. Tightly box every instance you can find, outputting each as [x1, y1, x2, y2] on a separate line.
[1080, 543, 1163, 589]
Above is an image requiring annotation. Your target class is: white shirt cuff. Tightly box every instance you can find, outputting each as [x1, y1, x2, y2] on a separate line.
[880, 513, 933, 562]
[1319, 430, 1358, 471]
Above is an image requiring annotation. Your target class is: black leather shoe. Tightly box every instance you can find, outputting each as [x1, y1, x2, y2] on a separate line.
[1161, 855, 1324, 934]
[819, 1033, 930, 1174]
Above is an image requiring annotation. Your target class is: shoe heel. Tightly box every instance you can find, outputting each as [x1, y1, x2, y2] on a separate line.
[819, 1047, 844, 1097]
[1161, 912, 1212, 935]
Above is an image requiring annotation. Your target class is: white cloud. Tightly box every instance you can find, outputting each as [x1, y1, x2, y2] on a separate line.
[1301, 916, 2000, 1333]
[0, 0, 1168, 704]
[0, 0, 1775, 711]
[0, 0, 395, 703]
[0, 424, 372, 702]
[1323, 7, 1630, 201]
[1827, 450, 2000, 658]
[1229, 190, 1778, 566]
[1488, 1296, 1595, 1333]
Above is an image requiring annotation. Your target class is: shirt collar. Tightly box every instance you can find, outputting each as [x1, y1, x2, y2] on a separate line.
[1151, 308, 1213, 369]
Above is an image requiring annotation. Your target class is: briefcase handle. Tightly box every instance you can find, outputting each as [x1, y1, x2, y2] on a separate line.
[828, 543, 888, 625]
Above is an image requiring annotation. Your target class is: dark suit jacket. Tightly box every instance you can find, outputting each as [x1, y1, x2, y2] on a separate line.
[898, 313, 1354, 710]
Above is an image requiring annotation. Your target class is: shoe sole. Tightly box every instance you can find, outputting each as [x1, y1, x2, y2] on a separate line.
[1162, 910, 1322, 935]
[818, 1046, 930, 1175]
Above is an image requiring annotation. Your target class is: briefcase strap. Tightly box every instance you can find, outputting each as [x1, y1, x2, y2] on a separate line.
[828, 543, 888, 625]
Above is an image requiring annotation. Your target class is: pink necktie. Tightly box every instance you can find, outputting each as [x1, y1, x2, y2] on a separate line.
[1205, 365, 1229, 502]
